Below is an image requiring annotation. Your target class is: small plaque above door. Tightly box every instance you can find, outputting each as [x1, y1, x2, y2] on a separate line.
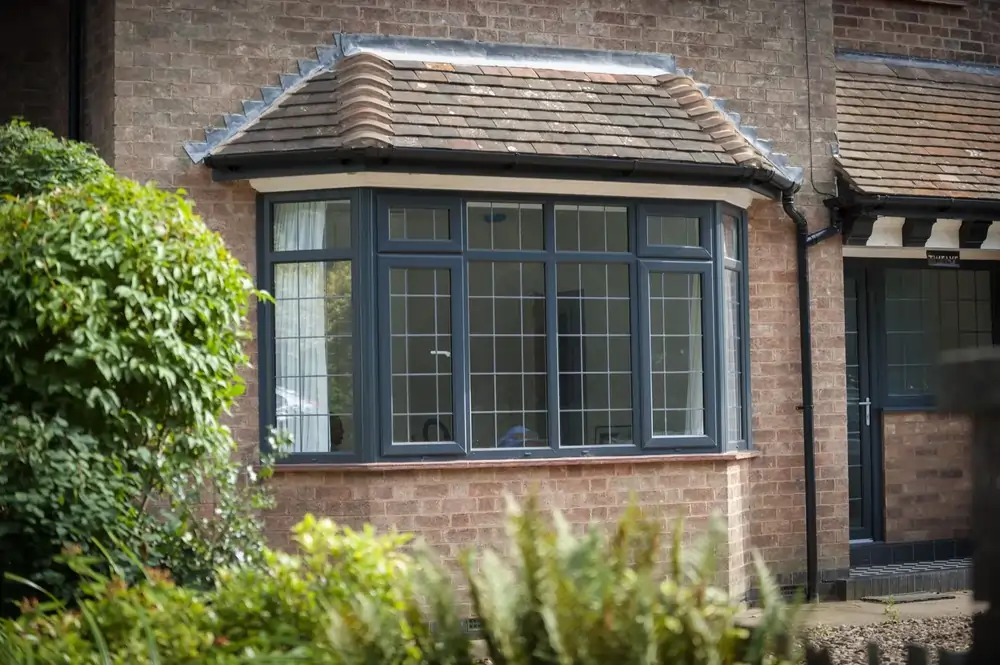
[926, 250, 961, 268]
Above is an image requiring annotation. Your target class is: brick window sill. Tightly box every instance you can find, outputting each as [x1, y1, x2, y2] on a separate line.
[272, 450, 759, 474]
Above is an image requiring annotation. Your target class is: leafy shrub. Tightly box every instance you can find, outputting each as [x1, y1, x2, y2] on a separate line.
[0, 502, 802, 665]
[0, 515, 459, 664]
[0, 165, 271, 610]
[0, 119, 112, 198]
[461, 496, 802, 665]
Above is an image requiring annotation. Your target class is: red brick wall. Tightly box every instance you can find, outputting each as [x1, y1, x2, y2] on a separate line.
[0, 0, 70, 135]
[268, 455, 756, 607]
[108, 0, 849, 589]
[834, 0, 1000, 65]
[883, 412, 971, 542]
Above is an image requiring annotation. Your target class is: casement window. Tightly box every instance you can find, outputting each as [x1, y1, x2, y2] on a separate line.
[258, 190, 751, 463]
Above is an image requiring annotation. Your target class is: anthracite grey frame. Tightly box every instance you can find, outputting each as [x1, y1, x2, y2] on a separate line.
[258, 188, 753, 464]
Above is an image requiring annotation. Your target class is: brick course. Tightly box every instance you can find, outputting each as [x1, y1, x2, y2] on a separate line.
[268, 455, 756, 605]
[1, 0, 853, 592]
[883, 412, 971, 542]
[834, 0, 1000, 65]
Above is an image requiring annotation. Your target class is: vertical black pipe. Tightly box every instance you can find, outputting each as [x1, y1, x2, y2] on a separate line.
[68, 0, 84, 140]
[782, 193, 840, 602]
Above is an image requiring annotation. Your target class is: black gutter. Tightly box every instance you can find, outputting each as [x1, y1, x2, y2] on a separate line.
[783, 192, 841, 602]
[827, 183, 1000, 219]
[205, 146, 797, 200]
[68, 0, 84, 140]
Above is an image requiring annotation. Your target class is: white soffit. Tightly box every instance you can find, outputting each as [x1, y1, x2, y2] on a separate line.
[248, 172, 766, 209]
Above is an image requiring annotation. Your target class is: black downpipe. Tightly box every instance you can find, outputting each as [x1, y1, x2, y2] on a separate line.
[782, 192, 840, 602]
[68, 0, 84, 140]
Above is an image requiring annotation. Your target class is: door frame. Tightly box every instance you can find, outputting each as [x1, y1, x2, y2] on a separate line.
[844, 262, 885, 543]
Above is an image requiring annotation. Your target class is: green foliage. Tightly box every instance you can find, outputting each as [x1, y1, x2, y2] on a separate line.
[462, 496, 803, 665]
[0, 515, 459, 664]
[0, 503, 802, 665]
[0, 152, 271, 608]
[0, 119, 112, 198]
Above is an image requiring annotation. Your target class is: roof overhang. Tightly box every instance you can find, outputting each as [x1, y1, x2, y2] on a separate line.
[207, 145, 796, 201]
[827, 175, 1000, 219]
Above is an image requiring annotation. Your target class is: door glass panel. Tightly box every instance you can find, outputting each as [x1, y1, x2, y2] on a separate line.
[844, 273, 865, 532]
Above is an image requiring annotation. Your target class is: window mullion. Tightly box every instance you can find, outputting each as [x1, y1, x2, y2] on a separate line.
[544, 202, 562, 451]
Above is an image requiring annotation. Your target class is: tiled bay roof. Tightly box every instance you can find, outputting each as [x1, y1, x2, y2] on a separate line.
[836, 56, 1000, 200]
[188, 34, 801, 189]
[215, 53, 764, 168]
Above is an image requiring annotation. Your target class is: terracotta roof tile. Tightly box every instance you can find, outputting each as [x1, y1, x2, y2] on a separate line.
[836, 57, 1000, 200]
[212, 52, 784, 176]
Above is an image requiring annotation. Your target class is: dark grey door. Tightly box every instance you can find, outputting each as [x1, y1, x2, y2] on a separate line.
[845, 267, 881, 542]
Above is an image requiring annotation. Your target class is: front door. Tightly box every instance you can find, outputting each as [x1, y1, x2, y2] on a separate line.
[844, 267, 881, 542]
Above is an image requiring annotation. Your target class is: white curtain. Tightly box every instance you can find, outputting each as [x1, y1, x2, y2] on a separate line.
[274, 203, 330, 453]
[686, 277, 705, 435]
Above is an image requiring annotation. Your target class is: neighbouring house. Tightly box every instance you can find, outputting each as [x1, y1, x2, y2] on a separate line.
[3, 0, 995, 604]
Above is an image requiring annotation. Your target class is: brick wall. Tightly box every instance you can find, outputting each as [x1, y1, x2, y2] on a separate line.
[883, 412, 971, 542]
[108, 0, 849, 588]
[834, 0, 1000, 65]
[269, 455, 755, 606]
[0, 0, 70, 135]
[83, 0, 116, 162]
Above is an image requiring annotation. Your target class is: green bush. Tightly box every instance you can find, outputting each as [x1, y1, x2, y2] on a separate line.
[0, 501, 802, 665]
[0, 161, 272, 609]
[0, 119, 112, 198]
[0, 515, 455, 664]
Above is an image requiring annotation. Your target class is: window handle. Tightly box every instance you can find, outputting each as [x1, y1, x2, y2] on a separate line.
[859, 398, 872, 427]
[431, 350, 451, 358]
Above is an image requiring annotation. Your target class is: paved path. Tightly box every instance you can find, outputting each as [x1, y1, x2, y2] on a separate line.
[738, 591, 982, 627]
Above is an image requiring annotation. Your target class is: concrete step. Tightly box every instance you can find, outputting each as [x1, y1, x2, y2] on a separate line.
[832, 557, 971, 601]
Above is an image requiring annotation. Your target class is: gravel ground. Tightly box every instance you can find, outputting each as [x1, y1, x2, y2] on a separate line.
[805, 616, 972, 664]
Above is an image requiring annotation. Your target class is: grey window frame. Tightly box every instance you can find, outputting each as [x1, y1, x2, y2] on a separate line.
[637, 260, 717, 449]
[378, 255, 469, 457]
[258, 188, 752, 464]
[637, 202, 713, 260]
[718, 204, 752, 450]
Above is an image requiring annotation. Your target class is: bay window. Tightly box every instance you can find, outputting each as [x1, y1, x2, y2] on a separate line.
[259, 190, 750, 463]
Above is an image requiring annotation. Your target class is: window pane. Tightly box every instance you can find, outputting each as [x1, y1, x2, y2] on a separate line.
[555, 204, 628, 252]
[273, 261, 354, 453]
[723, 213, 739, 260]
[649, 272, 704, 436]
[724, 268, 743, 443]
[885, 268, 992, 397]
[647, 215, 699, 247]
[388, 267, 454, 443]
[468, 262, 547, 449]
[388, 206, 450, 241]
[273, 200, 351, 251]
[557, 263, 632, 445]
[467, 202, 544, 251]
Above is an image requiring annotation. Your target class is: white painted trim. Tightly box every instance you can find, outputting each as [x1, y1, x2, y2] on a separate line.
[866, 217, 904, 246]
[248, 172, 765, 209]
[925, 218, 962, 249]
[982, 223, 1000, 250]
[843, 246, 1000, 261]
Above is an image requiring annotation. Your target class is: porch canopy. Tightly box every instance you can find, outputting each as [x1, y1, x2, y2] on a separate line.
[187, 34, 801, 200]
[832, 53, 1000, 253]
